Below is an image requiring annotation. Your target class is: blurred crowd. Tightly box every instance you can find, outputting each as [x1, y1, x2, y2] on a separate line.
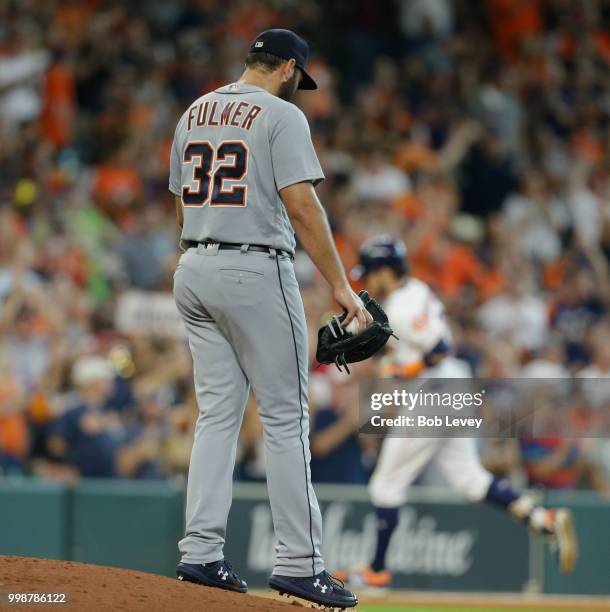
[1, 0, 610, 493]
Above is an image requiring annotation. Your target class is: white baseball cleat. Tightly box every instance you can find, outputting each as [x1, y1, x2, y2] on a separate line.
[554, 508, 578, 575]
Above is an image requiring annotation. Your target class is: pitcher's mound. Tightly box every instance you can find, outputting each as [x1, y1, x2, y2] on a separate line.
[0, 556, 295, 611]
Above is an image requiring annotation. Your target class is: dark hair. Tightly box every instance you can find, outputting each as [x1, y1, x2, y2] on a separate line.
[244, 51, 285, 72]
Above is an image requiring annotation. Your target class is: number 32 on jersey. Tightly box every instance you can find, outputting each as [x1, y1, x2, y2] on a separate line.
[182, 140, 249, 207]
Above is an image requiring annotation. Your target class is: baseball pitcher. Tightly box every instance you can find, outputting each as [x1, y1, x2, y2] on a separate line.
[169, 29, 366, 609]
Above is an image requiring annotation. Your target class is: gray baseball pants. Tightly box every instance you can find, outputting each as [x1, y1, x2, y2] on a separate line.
[173, 243, 324, 577]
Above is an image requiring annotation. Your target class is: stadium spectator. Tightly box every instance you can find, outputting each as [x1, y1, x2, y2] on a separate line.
[519, 436, 583, 491]
[47, 357, 123, 478]
[0, 375, 28, 475]
[478, 271, 549, 351]
[310, 368, 371, 484]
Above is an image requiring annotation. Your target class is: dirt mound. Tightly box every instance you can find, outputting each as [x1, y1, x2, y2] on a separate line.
[0, 556, 295, 612]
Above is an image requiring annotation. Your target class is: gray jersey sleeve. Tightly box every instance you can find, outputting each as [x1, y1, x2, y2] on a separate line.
[169, 120, 183, 196]
[270, 104, 324, 191]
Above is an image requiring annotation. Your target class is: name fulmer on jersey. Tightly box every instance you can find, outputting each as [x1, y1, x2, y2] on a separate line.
[187, 100, 263, 132]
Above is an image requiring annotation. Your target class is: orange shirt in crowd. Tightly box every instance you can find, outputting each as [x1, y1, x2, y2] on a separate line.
[488, 0, 543, 60]
[477, 267, 507, 301]
[572, 129, 604, 165]
[53, 0, 100, 48]
[92, 165, 142, 206]
[595, 31, 610, 64]
[40, 61, 76, 149]
[0, 415, 28, 458]
[0, 379, 28, 459]
[29, 391, 54, 425]
[412, 238, 483, 298]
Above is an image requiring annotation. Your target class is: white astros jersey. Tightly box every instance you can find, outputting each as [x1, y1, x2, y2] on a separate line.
[370, 277, 488, 510]
[382, 277, 452, 376]
[169, 82, 324, 253]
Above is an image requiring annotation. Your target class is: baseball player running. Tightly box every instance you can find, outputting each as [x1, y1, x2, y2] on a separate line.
[169, 29, 365, 609]
[342, 236, 578, 588]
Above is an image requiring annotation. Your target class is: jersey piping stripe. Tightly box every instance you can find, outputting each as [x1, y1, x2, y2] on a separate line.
[275, 256, 316, 577]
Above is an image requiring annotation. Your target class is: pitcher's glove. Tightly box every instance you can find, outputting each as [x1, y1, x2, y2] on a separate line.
[316, 290, 397, 374]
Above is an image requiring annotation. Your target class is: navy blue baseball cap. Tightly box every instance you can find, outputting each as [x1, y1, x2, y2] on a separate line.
[249, 29, 317, 90]
[350, 235, 408, 280]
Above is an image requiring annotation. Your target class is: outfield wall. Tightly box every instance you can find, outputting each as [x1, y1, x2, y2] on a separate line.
[0, 479, 607, 595]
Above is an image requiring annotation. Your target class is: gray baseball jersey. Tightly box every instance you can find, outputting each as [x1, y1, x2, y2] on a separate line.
[169, 82, 324, 253]
[172, 82, 327, 577]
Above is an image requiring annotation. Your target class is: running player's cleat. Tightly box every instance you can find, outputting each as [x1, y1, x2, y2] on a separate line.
[553, 508, 578, 574]
[176, 559, 247, 593]
[269, 570, 358, 609]
[524, 506, 579, 574]
[348, 566, 392, 589]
